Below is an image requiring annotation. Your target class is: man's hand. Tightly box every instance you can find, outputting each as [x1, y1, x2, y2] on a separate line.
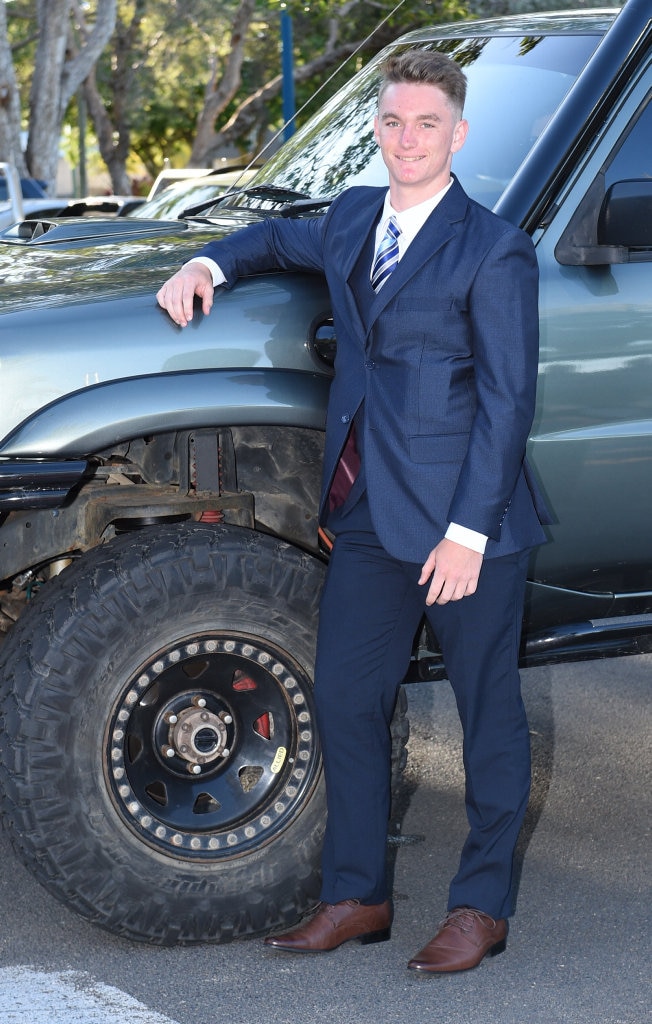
[419, 537, 483, 606]
[156, 263, 214, 327]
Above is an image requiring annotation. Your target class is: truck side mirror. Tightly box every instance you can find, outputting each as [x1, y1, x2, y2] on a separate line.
[555, 176, 652, 266]
[598, 179, 652, 248]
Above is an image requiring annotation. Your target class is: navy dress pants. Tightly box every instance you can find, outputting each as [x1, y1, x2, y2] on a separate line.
[315, 493, 531, 920]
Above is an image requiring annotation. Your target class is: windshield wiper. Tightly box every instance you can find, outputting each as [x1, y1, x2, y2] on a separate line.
[180, 184, 331, 220]
[279, 196, 332, 217]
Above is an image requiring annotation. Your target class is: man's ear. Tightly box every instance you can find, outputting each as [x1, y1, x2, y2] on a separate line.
[452, 118, 469, 154]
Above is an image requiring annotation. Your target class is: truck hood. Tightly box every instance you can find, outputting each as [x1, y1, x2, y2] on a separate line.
[0, 211, 265, 316]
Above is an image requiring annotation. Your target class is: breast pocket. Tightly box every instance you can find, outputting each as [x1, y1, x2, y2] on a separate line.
[393, 295, 456, 313]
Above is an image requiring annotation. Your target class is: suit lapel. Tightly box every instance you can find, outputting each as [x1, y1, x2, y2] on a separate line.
[339, 192, 386, 341]
[368, 178, 469, 327]
[340, 192, 386, 282]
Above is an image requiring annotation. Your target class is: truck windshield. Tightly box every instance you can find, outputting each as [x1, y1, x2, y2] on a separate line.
[243, 31, 605, 211]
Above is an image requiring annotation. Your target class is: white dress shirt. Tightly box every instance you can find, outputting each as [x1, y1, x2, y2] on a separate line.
[371, 179, 453, 263]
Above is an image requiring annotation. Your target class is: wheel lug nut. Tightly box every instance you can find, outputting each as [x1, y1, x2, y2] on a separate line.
[220, 712, 233, 725]
[221, 748, 230, 758]
[162, 746, 175, 758]
[188, 763, 202, 775]
[165, 713, 178, 725]
[192, 696, 207, 708]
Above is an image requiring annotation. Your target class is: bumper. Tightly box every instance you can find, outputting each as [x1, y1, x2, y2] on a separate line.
[0, 459, 90, 510]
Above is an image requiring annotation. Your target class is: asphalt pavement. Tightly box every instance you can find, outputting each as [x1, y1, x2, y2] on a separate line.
[0, 653, 649, 1024]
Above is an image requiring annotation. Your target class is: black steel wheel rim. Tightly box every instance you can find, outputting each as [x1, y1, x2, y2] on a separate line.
[105, 632, 319, 860]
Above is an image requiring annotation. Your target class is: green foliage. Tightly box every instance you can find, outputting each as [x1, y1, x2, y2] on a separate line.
[7, 0, 613, 184]
[96, 0, 475, 173]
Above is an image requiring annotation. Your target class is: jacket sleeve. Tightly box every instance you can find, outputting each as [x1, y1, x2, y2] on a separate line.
[447, 225, 540, 540]
[191, 212, 330, 284]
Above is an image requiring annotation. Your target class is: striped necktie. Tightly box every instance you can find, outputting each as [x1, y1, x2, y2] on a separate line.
[371, 216, 401, 292]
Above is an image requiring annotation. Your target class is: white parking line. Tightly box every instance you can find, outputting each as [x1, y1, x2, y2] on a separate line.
[0, 967, 182, 1023]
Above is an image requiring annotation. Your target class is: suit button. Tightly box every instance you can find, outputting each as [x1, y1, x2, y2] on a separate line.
[341, 414, 350, 424]
[365, 359, 375, 369]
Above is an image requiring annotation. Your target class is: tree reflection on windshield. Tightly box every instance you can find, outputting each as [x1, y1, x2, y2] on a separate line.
[248, 31, 603, 211]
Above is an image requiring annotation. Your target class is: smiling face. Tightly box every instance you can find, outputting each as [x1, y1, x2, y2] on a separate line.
[373, 81, 468, 210]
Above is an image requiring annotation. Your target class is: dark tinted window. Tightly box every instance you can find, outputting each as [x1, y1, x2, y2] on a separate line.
[605, 93, 652, 185]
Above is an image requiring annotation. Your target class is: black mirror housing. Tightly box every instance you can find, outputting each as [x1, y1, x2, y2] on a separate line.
[598, 179, 652, 247]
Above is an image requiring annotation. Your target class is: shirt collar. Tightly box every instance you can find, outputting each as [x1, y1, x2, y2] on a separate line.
[377, 178, 454, 248]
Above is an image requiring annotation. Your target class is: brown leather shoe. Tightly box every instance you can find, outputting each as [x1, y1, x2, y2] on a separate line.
[407, 907, 507, 974]
[264, 899, 392, 953]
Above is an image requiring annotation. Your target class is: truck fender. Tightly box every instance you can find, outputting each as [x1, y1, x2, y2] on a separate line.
[0, 368, 331, 459]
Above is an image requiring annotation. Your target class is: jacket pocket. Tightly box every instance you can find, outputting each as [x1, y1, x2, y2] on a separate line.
[392, 296, 455, 312]
[408, 432, 469, 464]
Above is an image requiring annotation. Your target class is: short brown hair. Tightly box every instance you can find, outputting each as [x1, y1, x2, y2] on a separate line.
[378, 49, 467, 119]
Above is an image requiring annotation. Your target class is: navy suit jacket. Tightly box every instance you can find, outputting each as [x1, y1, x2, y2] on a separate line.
[195, 177, 549, 563]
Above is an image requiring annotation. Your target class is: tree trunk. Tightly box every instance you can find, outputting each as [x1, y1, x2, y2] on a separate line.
[25, 0, 71, 187]
[0, 2, 26, 175]
[83, 68, 131, 195]
[25, 0, 117, 190]
[79, 0, 147, 195]
[188, 0, 257, 167]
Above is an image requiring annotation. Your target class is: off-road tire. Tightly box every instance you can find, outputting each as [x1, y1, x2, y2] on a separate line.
[0, 524, 328, 944]
[0, 522, 408, 945]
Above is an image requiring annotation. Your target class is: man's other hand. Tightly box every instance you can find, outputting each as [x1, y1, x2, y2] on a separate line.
[419, 538, 483, 606]
[156, 263, 214, 327]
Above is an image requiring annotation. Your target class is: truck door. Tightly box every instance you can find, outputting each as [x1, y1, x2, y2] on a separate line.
[528, 67, 652, 624]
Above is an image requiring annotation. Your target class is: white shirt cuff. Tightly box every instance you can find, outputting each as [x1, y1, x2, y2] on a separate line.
[445, 522, 488, 554]
[187, 256, 226, 287]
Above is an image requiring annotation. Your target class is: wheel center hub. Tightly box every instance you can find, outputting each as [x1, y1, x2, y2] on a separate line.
[169, 705, 229, 766]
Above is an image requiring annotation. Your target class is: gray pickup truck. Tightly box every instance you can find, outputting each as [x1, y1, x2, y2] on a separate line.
[0, 1, 650, 945]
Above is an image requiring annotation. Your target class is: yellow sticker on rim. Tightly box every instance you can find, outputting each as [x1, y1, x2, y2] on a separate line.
[271, 747, 287, 774]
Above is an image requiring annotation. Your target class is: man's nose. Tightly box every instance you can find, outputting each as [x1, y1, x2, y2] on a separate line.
[399, 125, 417, 146]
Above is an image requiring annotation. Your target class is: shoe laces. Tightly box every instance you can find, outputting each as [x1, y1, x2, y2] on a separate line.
[442, 907, 496, 935]
[318, 899, 360, 918]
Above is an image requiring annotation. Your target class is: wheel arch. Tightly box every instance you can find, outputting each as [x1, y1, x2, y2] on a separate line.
[0, 368, 331, 459]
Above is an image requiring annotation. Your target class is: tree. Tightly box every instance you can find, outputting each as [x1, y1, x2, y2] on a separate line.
[76, 0, 148, 195]
[188, 0, 257, 167]
[83, 0, 268, 187]
[28, 0, 117, 187]
[188, 0, 470, 167]
[0, 1, 25, 174]
[3, 0, 599, 197]
[0, 0, 117, 189]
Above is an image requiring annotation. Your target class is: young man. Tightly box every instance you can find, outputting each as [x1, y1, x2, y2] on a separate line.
[157, 49, 549, 973]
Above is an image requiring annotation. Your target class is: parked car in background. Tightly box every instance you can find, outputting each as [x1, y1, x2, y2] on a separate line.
[0, 160, 145, 224]
[144, 161, 259, 199]
[0, 1, 650, 948]
[0, 172, 48, 198]
[126, 165, 258, 220]
[0, 163, 57, 228]
[0, 164, 259, 228]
